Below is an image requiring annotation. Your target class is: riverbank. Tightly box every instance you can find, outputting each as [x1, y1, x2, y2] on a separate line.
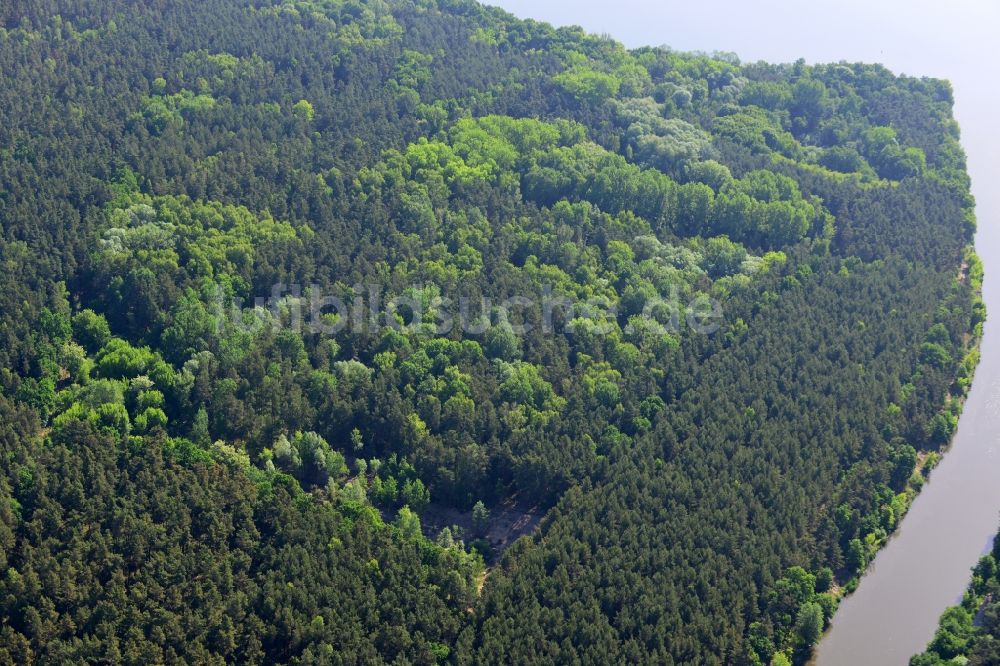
[809, 244, 986, 664]
[815, 208, 1000, 663]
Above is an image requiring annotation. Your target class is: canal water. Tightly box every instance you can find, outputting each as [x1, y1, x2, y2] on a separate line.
[485, 1, 1000, 662]
[811, 23, 1000, 665]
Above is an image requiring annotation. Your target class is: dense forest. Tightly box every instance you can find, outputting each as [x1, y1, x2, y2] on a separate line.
[0, 0, 982, 663]
[912, 526, 1000, 666]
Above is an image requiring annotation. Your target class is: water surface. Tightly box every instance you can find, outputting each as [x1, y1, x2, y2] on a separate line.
[485, 2, 1000, 662]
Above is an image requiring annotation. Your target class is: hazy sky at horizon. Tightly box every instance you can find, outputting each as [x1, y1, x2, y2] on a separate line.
[481, 0, 998, 80]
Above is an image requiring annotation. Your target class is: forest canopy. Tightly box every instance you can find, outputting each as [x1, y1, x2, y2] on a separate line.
[0, 0, 981, 664]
